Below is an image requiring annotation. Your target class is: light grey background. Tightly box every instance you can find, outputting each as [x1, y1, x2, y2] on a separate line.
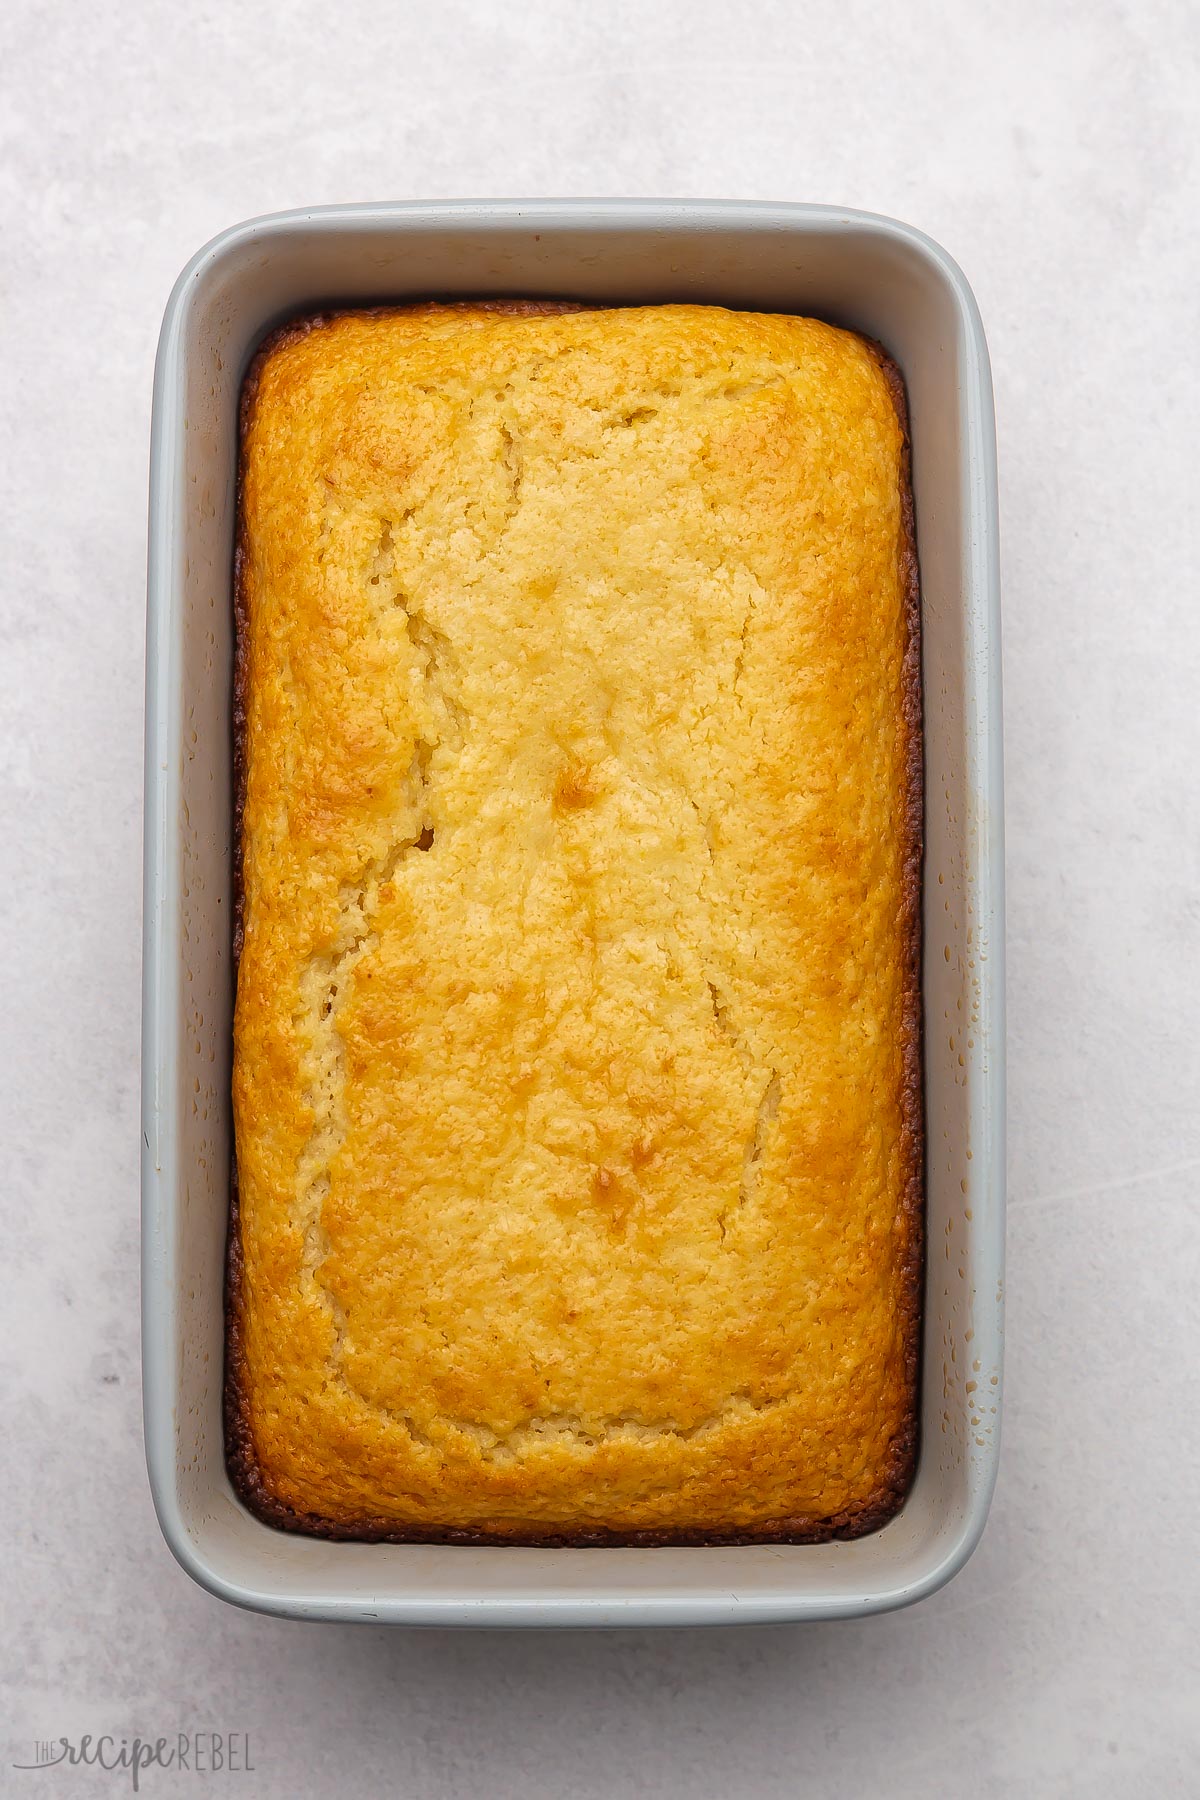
[3, 0, 1197, 1794]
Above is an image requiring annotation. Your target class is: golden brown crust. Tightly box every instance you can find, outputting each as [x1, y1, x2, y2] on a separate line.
[226, 301, 923, 1546]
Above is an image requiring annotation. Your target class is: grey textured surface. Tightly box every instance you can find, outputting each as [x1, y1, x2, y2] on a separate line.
[3, 0, 1198, 1793]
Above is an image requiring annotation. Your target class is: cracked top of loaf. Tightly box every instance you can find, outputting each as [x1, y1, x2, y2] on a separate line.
[228, 301, 922, 1544]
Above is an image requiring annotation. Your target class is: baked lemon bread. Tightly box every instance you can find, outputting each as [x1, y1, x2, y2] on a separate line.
[227, 301, 922, 1544]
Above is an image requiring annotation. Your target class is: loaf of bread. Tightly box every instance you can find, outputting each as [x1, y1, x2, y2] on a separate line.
[228, 301, 922, 1543]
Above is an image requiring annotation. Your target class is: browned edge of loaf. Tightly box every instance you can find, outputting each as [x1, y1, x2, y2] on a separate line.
[223, 301, 925, 1547]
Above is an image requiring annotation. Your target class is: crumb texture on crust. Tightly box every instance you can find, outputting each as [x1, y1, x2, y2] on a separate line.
[231, 301, 922, 1541]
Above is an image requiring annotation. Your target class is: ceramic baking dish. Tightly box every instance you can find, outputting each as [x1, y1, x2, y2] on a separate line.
[143, 199, 1004, 1625]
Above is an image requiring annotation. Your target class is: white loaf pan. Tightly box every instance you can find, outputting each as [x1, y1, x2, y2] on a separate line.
[143, 200, 1004, 1626]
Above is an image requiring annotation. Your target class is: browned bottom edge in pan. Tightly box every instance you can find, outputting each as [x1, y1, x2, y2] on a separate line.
[223, 299, 924, 1548]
